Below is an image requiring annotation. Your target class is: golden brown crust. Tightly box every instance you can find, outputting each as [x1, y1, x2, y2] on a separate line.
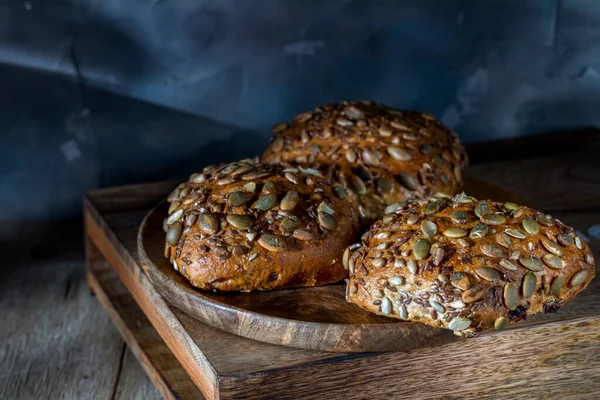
[261, 101, 468, 225]
[164, 158, 360, 291]
[345, 193, 596, 336]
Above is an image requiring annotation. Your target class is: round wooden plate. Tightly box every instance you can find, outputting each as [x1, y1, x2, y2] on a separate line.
[137, 178, 521, 352]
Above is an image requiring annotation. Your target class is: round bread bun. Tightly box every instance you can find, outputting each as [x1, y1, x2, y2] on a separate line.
[261, 101, 468, 225]
[345, 193, 596, 336]
[164, 158, 361, 291]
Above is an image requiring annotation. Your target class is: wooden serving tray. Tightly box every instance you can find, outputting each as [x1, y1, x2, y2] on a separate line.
[84, 174, 600, 399]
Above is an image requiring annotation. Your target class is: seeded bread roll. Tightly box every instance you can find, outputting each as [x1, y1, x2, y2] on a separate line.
[345, 193, 596, 336]
[164, 158, 360, 291]
[261, 101, 468, 225]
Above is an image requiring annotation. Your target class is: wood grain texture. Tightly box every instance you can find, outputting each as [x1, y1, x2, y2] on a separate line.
[84, 133, 600, 399]
[87, 238, 201, 399]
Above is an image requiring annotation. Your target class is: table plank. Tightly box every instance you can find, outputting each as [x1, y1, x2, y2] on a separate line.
[114, 349, 162, 400]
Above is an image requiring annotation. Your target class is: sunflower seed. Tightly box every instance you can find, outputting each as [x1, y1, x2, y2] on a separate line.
[351, 175, 367, 195]
[570, 270, 589, 287]
[336, 117, 353, 127]
[451, 210, 468, 223]
[333, 186, 347, 199]
[519, 257, 543, 271]
[444, 228, 467, 238]
[318, 212, 336, 231]
[522, 271, 537, 297]
[481, 214, 506, 225]
[371, 258, 384, 268]
[387, 147, 412, 161]
[299, 166, 323, 177]
[280, 191, 300, 211]
[458, 238, 470, 247]
[558, 234, 574, 247]
[398, 304, 408, 319]
[500, 259, 519, 271]
[522, 217, 539, 235]
[474, 203, 492, 218]
[505, 228, 526, 239]
[413, 238, 431, 260]
[535, 214, 553, 226]
[362, 149, 380, 166]
[379, 127, 393, 137]
[476, 266, 500, 282]
[503, 282, 519, 310]
[480, 244, 506, 258]
[551, 275, 564, 295]
[421, 221, 437, 237]
[585, 253, 594, 265]
[496, 233, 512, 248]
[430, 301, 445, 313]
[575, 236, 583, 249]
[494, 316, 509, 331]
[388, 276, 405, 285]
[227, 214, 252, 230]
[228, 191, 246, 207]
[345, 149, 357, 163]
[166, 222, 183, 246]
[504, 202, 520, 211]
[217, 178, 235, 186]
[166, 209, 184, 225]
[199, 214, 219, 235]
[168, 200, 181, 215]
[283, 172, 298, 184]
[397, 173, 419, 191]
[448, 317, 472, 331]
[258, 234, 283, 251]
[380, 297, 392, 315]
[542, 254, 565, 270]
[292, 229, 314, 241]
[407, 260, 418, 274]
[470, 224, 489, 239]
[462, 284, 485, 303]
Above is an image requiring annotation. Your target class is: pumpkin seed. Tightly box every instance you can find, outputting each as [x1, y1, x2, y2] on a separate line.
[226, 214, 252, 230]
[430, 301, 445, 313]
[481, 214, 506, 225]
[505, 228, 526, 239]
[551, 275, 564, 295]
[542, 254, 565, 269]
[384, 202, 402, 214]
[271, 137, 284, 151]
[451, 272, 471, 290]
[394, 258, 406, 268]
[376, 178, 393, 193]
[258, 234, 283, 251]
[217, 177, 235, 185]
[420, 143, 433, 154]
[351, 175, 367, 195]
[424, 202, 441, 215]
[535, 214, 553, 226]
[318, 201, 335, 215]
[243, 182, 256, 192]
[476, 266, 500, 282]
[280, 191, 300, 211]
[396, 173, 419, 191]
[166, 209, 184, 225]
[166, 222, 183, 246]
[345, 149, 357, 163]
[280, 216, 300, 231]
[474, 203, 492, 218]
[522, 271, 537, 297]
[345, 106, 364, 120]
[519, 257, 543, 271]
[388, 276, 405, 285]
[371, 258, 385, 268]
[570, 270, 589, 287]
[228, 191, 246, 207]
[503, 282, 519, 310]
[199, 214, 219, 235]
[413, 238, 431, 260]
[540, 237, 564, 257]
[470, 224, 489, 239]
[406, 214, 419, 225]
[387, 147, 412, 161]
[496, 233, 512, 248]
[451, 210, 468, 223]
[362, 149, 380, 166]
[421, 221, 437, 237]
[462, 284, 485, 303]
[379, 127, 393, 137]
[480, 244, 507, 258]
[558, 233, 574, 247]
[407, 260, 418, 274]
[336, 117, 353, 127]
[504, 202, 520, 211]
[522, 217, 539, 235]
[333, 186, 347, 199]
[448, 317, 472, 331]
[499, 259, 519, 271]
[494, 316, 509, 331]
[318, 212, 336, 231]
[293, 229, 314, 241]
[168, 200, 181, 215]
[254, 193, 276, 211]
[443, 228, 467, 238]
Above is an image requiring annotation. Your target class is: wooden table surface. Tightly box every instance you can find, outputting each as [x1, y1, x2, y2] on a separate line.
[1, 131, 600, 399]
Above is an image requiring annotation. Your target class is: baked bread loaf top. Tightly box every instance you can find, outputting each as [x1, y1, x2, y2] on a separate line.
[345, 193, 596, 336]
[262, 101, 468, 225]
[164, 158, 360, 291]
